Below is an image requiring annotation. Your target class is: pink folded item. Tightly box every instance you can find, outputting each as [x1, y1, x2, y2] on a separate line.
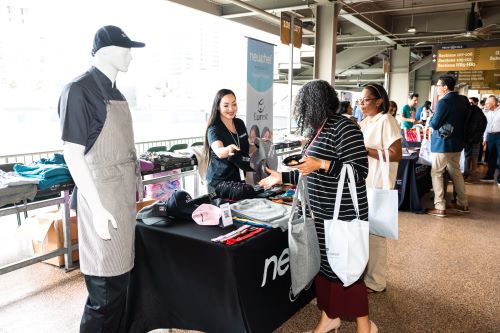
[140, 159, 154, 172]
[192, 204, 221, 226]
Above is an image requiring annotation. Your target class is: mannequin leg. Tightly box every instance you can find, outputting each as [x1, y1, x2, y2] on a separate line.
[80, 272, 130, 333]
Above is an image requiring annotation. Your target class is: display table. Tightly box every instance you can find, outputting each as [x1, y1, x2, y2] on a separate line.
[126, 221, 315, 333]
[395, 152, 432, 213]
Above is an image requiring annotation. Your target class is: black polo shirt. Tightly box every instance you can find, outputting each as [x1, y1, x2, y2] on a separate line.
[58, 67, 126, 154]
[206, 117, 249, 188]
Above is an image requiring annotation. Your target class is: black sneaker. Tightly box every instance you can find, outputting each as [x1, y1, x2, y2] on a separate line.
[480, 177, 494, 183]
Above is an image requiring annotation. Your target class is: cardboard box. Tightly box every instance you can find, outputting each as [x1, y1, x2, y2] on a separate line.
[18, 200, 155, 267]
[22, 210, 79, 267]
[136, 198, 157, 212]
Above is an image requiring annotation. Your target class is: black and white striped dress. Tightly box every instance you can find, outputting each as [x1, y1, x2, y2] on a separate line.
[283, 115, 368, 281]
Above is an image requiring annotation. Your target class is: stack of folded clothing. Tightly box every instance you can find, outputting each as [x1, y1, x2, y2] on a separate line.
[0, 170, 39, 207]
[140, 151, 193, 171]
[14, 153, 72, 191]
[230, 198, 292, 229]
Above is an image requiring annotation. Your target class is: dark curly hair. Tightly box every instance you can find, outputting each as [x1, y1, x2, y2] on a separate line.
[293, 80, 339, 138]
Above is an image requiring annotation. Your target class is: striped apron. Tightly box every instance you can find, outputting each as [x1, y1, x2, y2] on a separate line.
[77, 72, 140, 277]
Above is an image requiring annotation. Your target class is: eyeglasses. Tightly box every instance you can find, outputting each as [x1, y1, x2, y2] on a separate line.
[358, 97, 378, 104]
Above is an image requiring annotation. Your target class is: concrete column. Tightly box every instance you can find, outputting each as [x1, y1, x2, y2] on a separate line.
[388, 46, 410, 110]
[313, 2, 341, 85]
[414, 62, 432, 103]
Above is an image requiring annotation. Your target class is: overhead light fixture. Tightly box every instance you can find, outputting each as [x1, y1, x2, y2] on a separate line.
[407, 12, 416, 33]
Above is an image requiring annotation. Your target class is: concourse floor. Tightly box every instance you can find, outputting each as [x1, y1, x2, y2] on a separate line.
[0, 180, 499, 333]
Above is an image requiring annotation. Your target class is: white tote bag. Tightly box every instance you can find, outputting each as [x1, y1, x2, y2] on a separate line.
[324, 164, 369, 287]
[418, 124, 433, 166]
[366, 150, 399, 240]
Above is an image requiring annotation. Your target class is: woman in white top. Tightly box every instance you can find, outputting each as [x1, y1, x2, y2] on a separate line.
[359, 83, 403, 293]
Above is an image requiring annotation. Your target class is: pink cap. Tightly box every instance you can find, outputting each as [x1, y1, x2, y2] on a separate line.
[192, 204, 222, 226]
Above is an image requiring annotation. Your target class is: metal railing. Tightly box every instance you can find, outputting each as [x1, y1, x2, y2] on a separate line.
[0, 128, 297, 165]
[0, 137, 205, 165]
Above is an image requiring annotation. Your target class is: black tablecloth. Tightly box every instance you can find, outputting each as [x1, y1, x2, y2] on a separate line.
[395, 152, 432, 213]
[126, 221, 315, 333]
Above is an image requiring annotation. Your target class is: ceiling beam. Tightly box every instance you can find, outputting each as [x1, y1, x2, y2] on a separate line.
[410, 54, 433, 73]
[222, 4, 311, 19]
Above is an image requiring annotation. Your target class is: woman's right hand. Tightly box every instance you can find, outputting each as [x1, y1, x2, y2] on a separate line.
[259, 167, 282, 189]
[226, 144, 240, 156]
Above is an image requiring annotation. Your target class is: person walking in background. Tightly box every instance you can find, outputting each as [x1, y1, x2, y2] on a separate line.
[426, 75, 469, 218]
[259, 80, 377, 333]
[399, 93, 418, 131]
[480, 95, 500, 185]
[352, 99, 364, 123]
[419, 101, 433, 126]
[463, 97, 487, 183]
[359, 83, 402, 294]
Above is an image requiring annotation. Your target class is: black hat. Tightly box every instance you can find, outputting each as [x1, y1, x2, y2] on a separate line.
[137, 201, 172, 226]
[166, 190, 198, 221]
[92, 25, 145, 56]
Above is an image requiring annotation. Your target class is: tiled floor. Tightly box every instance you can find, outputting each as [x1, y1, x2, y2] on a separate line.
[1, 180, 499, 333]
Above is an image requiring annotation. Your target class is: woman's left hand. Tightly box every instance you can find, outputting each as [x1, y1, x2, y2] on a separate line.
[294, 156, 322, 176]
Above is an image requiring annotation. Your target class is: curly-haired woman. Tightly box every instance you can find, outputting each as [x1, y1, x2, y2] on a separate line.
[260, 80, 377, 333]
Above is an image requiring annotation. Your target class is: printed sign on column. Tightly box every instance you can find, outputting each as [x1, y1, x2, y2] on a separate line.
[246, 37, 274, 184]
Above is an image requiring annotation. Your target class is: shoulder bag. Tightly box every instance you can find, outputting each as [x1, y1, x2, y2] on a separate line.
[324, 164, 369, 287]
[367, 149, 399, 240]
[288, 175, 321, 297]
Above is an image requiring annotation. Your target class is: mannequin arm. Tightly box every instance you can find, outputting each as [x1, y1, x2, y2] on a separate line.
[64, 142, 117, 240]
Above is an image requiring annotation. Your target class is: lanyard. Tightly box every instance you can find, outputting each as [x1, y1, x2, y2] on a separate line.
[305, 119, 327, 156]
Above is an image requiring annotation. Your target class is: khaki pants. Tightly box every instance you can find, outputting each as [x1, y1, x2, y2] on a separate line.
[431, 152, 468, 210]
[364, 234, 387, 291]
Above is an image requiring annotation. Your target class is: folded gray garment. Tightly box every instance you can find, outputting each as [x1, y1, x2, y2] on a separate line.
[230, 198, 292, 229]
[0, 184, 37, 208]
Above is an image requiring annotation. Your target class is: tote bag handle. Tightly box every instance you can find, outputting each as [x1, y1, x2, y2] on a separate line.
[333, 164, 360, 221]
[288, 176, 314, 227]
[370, 149, 391, 190]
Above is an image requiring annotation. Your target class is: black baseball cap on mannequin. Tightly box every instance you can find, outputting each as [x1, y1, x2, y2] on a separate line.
[92, 25, 145, 56]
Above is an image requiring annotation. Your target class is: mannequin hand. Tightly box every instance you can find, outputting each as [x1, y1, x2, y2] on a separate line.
[227, 144, 240, 156]
[295, 156, 322, 176]
[259, 167, 282, 189]
[92, 205, 118, 240]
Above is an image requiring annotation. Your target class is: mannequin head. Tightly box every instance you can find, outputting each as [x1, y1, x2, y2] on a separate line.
[91, 25, 144, 82]
[93, 46, 132, 82]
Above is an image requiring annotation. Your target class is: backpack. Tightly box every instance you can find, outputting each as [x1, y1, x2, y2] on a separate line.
[462, 96, 487, 146]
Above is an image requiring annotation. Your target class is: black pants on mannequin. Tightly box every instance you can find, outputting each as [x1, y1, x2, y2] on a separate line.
[80, 272, 130, 333]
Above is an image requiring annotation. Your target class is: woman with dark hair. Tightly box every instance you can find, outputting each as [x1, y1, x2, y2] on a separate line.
[203, 89, 249, 192]
[339, 100, 358, 125]
[359, 83, 402, 295]
[388, 101, 398, 118]
[259, 80, 377, 333]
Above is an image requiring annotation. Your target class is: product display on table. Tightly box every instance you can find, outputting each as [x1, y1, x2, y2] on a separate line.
[230, 198, 292, 229]
[191, 204, 221, 226]
[13, 153, 72, 190]
[214, 180, 256, 201]
[136, 201, 172, 226]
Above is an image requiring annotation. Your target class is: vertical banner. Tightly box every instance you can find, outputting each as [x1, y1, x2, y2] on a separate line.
[246, 37, 274, 184]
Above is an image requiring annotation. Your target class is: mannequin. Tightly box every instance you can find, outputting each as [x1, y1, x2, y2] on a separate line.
[63, 46, 132, 240]
[58, 25, 144, 333]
